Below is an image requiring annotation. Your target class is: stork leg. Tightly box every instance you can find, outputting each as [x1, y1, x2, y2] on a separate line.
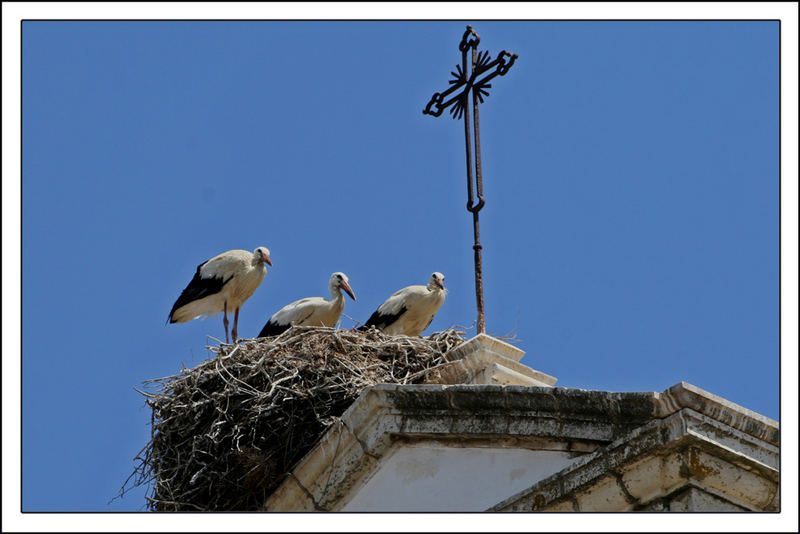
[223, 300, 230, 344]
[232, 307, 240, 344]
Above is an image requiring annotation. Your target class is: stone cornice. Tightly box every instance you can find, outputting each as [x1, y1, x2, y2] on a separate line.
[489, 407, 779, 512]
[655, 382, 779, 445]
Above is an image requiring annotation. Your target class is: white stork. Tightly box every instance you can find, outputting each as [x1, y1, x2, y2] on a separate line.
[359, 272, 446, 337]
[258, 272, 356, 337]
[168, 247, 272, 344]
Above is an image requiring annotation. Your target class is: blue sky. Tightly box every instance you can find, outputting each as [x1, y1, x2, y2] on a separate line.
[10, 15, 788, 517]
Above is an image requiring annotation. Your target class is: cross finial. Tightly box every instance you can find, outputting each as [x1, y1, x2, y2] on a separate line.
[423, 25, 518, 334]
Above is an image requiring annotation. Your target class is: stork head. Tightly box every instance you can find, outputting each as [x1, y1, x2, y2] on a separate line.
[428, 272, 446, 291]
[330, 272, 356, 301]
[254, 247, 272, 266]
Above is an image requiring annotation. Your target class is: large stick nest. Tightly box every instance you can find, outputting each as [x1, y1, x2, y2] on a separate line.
[127, 326, 466, 511]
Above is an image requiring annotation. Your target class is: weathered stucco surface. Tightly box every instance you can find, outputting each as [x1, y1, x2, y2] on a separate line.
[341, 445, 577, 511]
[263, 336, 778, 512]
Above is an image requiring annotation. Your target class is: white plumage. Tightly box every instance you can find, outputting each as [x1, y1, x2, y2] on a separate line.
[360, 272, 446, 337]
[258, 272, 356, 337]
[168, 247, 272, 344]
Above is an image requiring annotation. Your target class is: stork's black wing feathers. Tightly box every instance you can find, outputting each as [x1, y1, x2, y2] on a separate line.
[168, 262, 232, 323]
[258, 319, 290, 338]
[357, 306, 408, 332]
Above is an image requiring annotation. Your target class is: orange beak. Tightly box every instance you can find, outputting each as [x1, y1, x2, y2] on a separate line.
[340, 280, 356, 301]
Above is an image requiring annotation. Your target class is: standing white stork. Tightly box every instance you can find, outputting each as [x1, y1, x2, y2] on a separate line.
[359, 272, 446, 337]
[168, 247, 272, 344]
[258, 272, 356, 337]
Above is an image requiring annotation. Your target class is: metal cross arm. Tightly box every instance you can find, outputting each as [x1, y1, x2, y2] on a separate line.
[423, 50, 518, 119]
[422, 25, 518, 335]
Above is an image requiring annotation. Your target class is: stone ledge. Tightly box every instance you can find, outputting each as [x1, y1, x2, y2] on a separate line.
[432, 334, 557, 387]
[476, 362, 556, 387]
[655, 382, 779, 446]
[433, 352, 557, 387]
[445, 334, 526, 362]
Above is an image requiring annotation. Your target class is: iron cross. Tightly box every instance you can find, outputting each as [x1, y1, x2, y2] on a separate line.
[423, 25, 518, 335]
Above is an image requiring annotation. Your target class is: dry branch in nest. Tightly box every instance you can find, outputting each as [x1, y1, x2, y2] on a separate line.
[126, 326, 466, 511]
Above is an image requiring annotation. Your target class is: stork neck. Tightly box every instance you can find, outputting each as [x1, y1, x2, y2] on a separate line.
[329, 287, 346, 314]
[330, 286, 344, 303]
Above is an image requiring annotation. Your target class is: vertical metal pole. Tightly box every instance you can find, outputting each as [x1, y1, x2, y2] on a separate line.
[471, 178, 486, 333]
[462, 52, 476, 215]
[469, 46, 486, 335]
[463, 108, 476, 212]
